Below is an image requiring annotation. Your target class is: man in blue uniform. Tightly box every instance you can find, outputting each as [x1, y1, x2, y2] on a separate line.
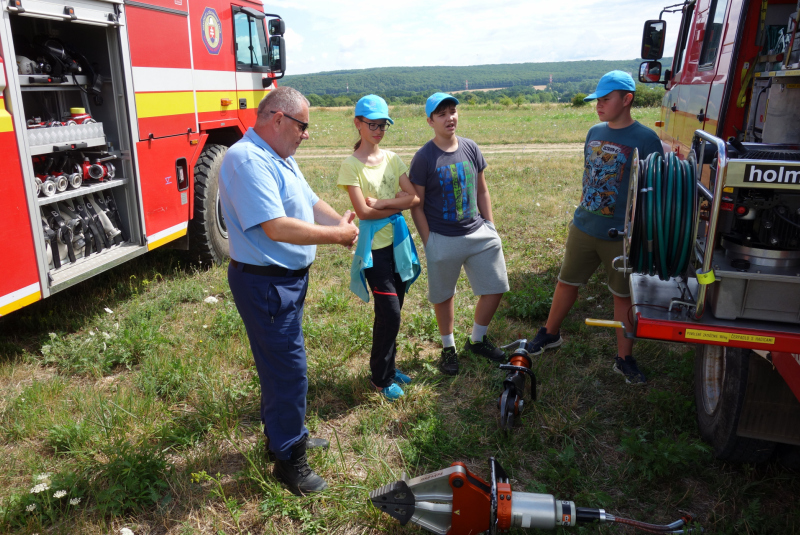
[220, 86, 358, 495]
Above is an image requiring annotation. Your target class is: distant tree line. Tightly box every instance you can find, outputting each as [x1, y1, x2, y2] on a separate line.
[286, 58, 669, 108]
[304, 83, 666, 108]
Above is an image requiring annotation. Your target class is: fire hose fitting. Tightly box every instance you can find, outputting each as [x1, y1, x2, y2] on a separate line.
[41, 177, 57, 197]
[54, 174, 69, 193]
[69, 172, 82, 189]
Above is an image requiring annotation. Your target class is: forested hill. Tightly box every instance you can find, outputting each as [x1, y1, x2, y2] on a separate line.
[281, 59, 655, 95]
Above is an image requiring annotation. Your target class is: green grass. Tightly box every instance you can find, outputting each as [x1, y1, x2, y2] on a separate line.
[0, 106, 798, 534]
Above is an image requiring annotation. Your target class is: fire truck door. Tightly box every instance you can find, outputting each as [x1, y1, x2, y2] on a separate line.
[125, 0, 197, 140]
[232, 6, 270, 128]
[0, 58, 41, 314]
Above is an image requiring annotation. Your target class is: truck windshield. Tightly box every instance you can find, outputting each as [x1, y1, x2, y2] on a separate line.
[234, 10, 269, 70]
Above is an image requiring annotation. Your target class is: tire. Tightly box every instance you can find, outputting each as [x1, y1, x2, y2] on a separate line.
[694, 345, 775, 463]
[189, 144, 229, 265]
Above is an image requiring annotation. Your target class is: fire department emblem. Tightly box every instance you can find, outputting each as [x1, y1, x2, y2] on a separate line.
[201, 7, 222, 55]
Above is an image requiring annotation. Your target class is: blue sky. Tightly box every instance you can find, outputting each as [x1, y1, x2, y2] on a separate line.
[263, 0, 684, 75]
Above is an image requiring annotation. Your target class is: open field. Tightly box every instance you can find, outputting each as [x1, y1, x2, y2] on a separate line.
[1, 105, 798, 535]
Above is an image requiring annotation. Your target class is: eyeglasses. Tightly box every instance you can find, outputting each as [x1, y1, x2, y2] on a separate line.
[358, 118, 390, 131]
[270, 110, 309, 132]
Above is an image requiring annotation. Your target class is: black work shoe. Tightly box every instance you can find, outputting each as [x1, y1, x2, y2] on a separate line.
[528, 326, 563, 356]
[464, 336, 507, 362]
[273, 436, 328, 496]
[438, 346, 459, 376]
[613, 356, 647, 385]
[266, 436, 329, 462]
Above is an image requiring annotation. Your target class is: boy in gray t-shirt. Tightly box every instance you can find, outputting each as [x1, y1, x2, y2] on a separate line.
[409, 93, 510, 376]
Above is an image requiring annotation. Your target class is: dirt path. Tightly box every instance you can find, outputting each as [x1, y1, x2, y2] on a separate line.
[294, 142, 582, 159]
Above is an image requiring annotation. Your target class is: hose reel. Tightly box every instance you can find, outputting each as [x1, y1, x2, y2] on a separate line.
[613, 150, 699, 280]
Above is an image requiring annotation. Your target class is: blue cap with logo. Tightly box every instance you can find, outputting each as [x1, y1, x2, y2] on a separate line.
[425, 92, 459, 117]
[584, 70, 637, 101]
[355, 94, 394, 124]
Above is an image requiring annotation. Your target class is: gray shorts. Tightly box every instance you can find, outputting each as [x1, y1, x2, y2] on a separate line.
[425, 221, 509, 304]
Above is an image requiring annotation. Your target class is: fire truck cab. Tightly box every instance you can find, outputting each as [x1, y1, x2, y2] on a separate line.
[0, 0, 284, 315]
[634, 0, 800, 464]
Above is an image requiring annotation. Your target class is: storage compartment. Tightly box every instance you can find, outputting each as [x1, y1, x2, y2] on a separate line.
[708, 277, 800, 324]
[7, 4, 143, 281]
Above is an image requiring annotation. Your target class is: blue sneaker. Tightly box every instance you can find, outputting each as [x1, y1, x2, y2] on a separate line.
[376, 382, 404, 401]
[393, 369, 412, 385]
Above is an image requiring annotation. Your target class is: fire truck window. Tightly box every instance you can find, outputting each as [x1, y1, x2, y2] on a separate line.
[699, 0, 729, 67]
[234, 11, 269, 69]
[673, 1, 696, 75]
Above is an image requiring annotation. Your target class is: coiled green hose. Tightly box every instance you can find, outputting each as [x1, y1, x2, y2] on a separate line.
[629, 152, 696, 280]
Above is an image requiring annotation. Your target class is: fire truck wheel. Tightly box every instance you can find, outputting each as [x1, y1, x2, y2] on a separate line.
[189, 144, 229, 265]
[694, 345, 775, 463]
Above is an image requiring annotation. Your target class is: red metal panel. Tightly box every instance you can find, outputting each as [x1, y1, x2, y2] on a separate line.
[126, 4, 191, 69]
[137, 113, 196, 139]
[136, 135, 199, 241]
[190, 0, 235, 72]
[772, 352, 800, 404]
[634, 313, 800, 353]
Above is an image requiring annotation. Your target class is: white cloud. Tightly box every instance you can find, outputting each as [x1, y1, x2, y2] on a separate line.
[267, 0, 683, 75]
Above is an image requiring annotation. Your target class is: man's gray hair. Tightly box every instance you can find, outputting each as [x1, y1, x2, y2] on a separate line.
[256, 86, 309, 123]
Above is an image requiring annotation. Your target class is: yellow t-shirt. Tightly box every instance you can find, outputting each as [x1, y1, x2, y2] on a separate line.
[337, 150, 409, 250]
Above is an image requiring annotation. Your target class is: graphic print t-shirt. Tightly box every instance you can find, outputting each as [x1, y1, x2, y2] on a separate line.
[572, 121, 663, 240]
[409, 137, 487, 236]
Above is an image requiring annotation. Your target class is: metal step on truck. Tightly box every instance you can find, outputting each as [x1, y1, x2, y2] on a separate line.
[624, 0, 800, 464]
[1, 0, 286, 317]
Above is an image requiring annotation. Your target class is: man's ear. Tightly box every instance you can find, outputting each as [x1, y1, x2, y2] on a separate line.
[624, 92, 635, 107]
[426, 116, 434, 127]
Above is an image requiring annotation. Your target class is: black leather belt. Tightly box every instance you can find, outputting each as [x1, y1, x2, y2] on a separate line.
[231, 259, 310, 277]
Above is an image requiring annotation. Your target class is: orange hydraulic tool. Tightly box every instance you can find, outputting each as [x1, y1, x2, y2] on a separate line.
[498, 339, 537, 430]
[370, 458, 700, 534]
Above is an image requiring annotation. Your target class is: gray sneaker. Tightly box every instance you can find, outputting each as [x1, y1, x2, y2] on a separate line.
[527, 326, 563, 356]
[613, 356, 647, 385]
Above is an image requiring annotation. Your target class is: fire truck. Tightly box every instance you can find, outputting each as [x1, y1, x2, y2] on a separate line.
[626, 0, 800, 463]
[0, 0, 285, 316]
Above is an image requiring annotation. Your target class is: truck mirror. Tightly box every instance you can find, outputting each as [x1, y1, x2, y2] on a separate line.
[268, 18, 285, 36]
[268, 35, 286, 78]
[639, 61, 662, 83]
[641, 19, 666, 60]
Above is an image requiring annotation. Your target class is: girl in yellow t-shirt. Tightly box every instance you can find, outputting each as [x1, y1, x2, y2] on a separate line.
[337, 94, 419, 401]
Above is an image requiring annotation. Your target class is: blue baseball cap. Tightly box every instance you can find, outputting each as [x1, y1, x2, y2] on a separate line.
[355, 94, 393, 124]
[425, 92, 459, 117]
[584, 71, 636, 101]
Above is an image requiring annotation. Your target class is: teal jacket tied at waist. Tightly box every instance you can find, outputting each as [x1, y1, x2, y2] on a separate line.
[350, 214, 421, 302]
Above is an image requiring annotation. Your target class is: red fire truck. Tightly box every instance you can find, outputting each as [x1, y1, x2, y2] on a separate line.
[0, 0, 285, 316]
[629, 0, 800, 463]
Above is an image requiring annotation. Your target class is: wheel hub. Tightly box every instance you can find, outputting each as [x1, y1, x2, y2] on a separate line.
[701, 345, 725, 415]
[215, 188, 228, 239]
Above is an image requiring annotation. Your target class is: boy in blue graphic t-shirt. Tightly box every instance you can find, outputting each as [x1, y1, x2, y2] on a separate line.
[409, 93, 510, 376]
[528, 71, 664, 385]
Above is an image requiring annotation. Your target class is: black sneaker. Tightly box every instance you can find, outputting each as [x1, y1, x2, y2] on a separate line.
[464, 336, 507, 362]
[613, 356, 647, 385]
[273, 436, 328, 496]
[438, 346, 459, 375]
[527, 327, 563, 356]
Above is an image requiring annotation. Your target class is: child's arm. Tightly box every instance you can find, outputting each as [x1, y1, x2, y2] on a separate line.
[409, 184, 430, 246]
[346, 186, 401, 220]
[365, 174, 420, 211]
[476, 170, 495, 223]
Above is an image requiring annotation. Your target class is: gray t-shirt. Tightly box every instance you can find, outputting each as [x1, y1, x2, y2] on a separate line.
[572, 121, 664, 240]
[409, 137, 488, 236]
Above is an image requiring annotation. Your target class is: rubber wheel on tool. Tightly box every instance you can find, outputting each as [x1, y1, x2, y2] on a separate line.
[694, 345, 775, 463]
[189, 144, 229, 265]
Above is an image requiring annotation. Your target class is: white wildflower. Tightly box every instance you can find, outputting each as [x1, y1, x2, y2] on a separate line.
[26, 504, 36, 512]
[89, 331, 96, 336]
[536, 203, 541, 207]
[69, 497, 81, 505]
[30, 483, 50, 494]
[102, 332, 111, 339]
[203, 325, 208, 329]
[586, 296, 595, 301]
[120, 528, 135, 535]
[53, 490, 67, 499]
[48, 332, 57, 339]
[35, 473, 52, 481]
[104, 307, 114, 314]
[203, 296, 218, 304]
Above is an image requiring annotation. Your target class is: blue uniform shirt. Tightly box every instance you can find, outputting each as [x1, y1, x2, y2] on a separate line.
[219, 128, 319, 269]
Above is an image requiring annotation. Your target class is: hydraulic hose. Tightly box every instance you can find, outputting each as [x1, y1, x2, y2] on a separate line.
[628, 152, 696, 280]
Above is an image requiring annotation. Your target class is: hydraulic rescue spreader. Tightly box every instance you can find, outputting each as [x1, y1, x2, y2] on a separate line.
[370, 458, 700, 535]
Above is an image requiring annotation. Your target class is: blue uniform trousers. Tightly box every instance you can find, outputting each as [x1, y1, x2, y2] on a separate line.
[228, 263, 309, 461]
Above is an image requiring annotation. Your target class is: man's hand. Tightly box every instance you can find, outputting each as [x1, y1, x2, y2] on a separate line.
[338, 210, 359, 247]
